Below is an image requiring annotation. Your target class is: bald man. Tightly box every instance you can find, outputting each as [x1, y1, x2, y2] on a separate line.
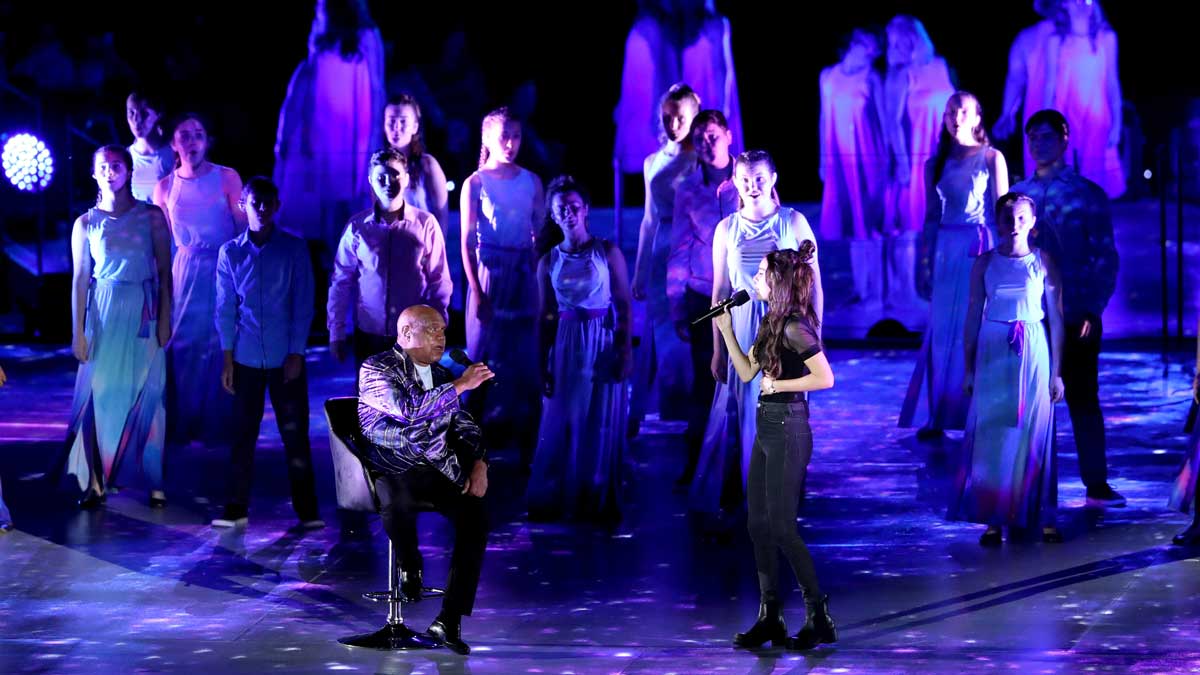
[357, 305, 494, 654]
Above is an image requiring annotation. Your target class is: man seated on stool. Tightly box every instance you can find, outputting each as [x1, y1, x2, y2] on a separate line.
[358, 304, 494, 655]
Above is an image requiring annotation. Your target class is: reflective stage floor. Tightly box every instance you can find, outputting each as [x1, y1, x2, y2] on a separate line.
[1, 343, 1198, 674]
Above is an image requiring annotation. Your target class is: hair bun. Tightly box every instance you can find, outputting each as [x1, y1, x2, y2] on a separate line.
[798, 239, 816, 263]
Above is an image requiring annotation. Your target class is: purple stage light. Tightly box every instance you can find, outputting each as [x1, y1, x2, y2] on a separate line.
[2, 133, 54, 192]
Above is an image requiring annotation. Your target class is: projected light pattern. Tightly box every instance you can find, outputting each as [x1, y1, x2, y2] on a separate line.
[2, 133, 54, 192]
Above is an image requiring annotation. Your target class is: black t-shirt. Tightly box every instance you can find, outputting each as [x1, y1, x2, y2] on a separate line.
[760, 315, 822, 402]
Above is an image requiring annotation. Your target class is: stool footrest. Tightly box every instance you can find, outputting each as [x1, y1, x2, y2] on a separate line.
[362, 587, 445, 603]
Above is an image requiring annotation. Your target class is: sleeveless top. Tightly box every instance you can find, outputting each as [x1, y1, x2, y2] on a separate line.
[128, 144, 173, 203]
[984, 250, 1046, 323]
[403, 179, 432, 215]
[549, 238, 612, 312]
[646, 140, 696, 226]
[936, 148, 992, 228]
[165, 164, 238, 250]
[402, 154, 440, 216]
[86, 204, 156, 283]
[477, 168, 537, 250]
[726, 206, 801, 293]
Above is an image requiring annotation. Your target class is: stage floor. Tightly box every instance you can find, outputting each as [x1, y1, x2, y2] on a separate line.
[1, 343, 1199, 673]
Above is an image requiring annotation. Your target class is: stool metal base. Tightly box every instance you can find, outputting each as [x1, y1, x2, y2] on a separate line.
[339, 622, 440, 650]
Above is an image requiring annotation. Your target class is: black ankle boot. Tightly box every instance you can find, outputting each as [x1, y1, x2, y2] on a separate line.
[788, 594, 837, 650]
[733, 600, 787, 648]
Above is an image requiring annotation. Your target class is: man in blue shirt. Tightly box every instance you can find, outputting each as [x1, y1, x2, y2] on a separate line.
[1012, 109, 1124, 508]
[212, 177, 321, 528]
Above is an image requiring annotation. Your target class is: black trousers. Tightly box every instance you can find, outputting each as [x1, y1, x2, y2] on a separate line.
[354, 330, 396, 375]
[375, 465, 489, 617]
[1061, 315, 1109, 491]
[228, 363, 319, 520]
[748, 400, 821, 604]
[682, 289, 717, 479]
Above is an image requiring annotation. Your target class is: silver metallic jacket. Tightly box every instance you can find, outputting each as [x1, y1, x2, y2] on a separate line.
[358, 346, 484, 485]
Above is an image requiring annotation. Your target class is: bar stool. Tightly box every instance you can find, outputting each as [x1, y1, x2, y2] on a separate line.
[325, 396, 444, 650]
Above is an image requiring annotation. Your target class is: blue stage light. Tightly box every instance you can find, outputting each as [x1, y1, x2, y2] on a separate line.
[2, 133, 54, 192]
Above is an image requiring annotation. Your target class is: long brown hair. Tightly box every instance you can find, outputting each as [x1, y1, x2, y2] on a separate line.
[932, 91, 989, 187]
[385, 93, 427, 186]
[752, 241, 820, 378]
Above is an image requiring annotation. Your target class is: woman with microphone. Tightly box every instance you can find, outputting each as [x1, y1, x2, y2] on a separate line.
[717, 243, 836, 650]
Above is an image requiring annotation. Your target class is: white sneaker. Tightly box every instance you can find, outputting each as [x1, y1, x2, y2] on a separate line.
[212, 505, 249, 528]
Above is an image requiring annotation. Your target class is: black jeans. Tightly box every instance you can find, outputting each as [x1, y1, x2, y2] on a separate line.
[682, 289, 717, 480]
[228, 363, 319, 520]
[375, 466, 489, 617]
[748, 399, 821, 604]
[1062, 315, 1109, 491]
[354, 330, 396, 375]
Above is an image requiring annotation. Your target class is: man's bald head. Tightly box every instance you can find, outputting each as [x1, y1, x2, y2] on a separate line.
[396, 305, 448, 365]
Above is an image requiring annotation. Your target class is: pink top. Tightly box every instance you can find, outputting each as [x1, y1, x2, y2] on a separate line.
[667, 168, 738, 321]
[327, 205, 452, 339]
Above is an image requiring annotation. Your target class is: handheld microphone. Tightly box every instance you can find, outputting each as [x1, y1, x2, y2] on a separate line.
[448, 349, 496, 384]
[691, 289, 751, 325]
[448, 348, 476, 368]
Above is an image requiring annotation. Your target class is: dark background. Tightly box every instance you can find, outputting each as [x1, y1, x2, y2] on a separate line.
[2, 0, 1195, 210]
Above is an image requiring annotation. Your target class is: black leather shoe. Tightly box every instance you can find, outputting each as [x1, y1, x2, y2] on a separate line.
[916, 426, 945, 442]
[1172, 523, 1200, 546]
[1042, 528, 1064, 544]
[78, 492, 106, 510]
[149, 492, 167, 509]
[427, 617, 470, 655]
[400, 569, 423, 603]
[733, 601, 788, 648]
[788, 595, 837, 650]
[979, 529, 1003, 547]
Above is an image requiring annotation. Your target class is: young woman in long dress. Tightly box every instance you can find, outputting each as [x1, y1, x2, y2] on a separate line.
[950, 192, 1064, 546]
[460, 108, 544, 446]
[528, 176, 633, 523]
[153, 114, 243, 448]
[629, 83, 701, 433]
[67, 145, 173, 508]
[900, 92, 1008, 439]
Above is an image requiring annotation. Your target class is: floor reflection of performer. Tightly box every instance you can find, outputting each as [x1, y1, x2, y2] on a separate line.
[358, 305, 493, 655]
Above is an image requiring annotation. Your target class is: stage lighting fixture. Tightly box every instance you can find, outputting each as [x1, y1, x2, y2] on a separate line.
[2, 132, 54, 192]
